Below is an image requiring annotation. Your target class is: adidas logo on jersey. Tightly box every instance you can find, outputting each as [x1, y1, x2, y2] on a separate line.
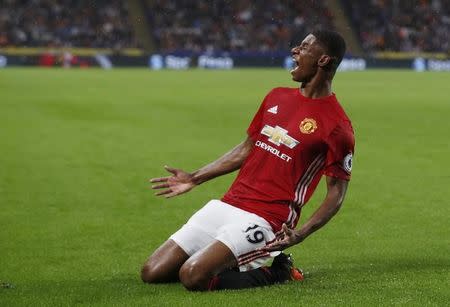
[267, 105, 278, 114]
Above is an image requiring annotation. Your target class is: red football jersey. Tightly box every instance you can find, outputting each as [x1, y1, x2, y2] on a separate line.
[222, 87, 355, 233]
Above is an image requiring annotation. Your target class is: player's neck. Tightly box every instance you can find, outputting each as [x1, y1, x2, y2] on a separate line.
[300, 76, 332, 99]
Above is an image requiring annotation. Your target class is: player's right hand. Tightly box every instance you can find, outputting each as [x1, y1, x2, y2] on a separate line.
[258, 223, 302, 252]
[149, 165, 196, 198]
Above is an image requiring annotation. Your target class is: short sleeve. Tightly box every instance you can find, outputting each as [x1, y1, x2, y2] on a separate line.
[323, 120, 355, 180]
[246, 90, 273, 140]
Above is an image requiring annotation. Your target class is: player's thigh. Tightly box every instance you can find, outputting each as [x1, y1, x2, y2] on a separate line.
[179, 239, 237, 290]
[167, 200, 233, 257]
[141, 239, 189, 283]
[216, 209, 280, 271]
[141, 211, 217, 283]
[184, 200, 279, 272]
[177, 214, 278, 290]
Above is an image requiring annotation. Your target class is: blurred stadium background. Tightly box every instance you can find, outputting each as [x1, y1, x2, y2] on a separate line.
[0, 0, 448, 70]
[1, 1, 449, 306]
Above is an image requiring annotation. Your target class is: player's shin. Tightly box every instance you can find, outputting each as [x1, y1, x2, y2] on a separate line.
[208, 267, 275, 290]
[208, 253, 302, 290]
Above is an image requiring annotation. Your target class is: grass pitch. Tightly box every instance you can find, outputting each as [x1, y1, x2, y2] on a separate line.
[0, 68, 449, 306]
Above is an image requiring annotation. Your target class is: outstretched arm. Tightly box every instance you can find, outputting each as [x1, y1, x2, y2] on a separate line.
[263, 176, 349, 251]
[150, 136, 254, 198]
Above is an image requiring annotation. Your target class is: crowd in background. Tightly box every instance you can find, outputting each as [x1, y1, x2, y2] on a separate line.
[1, 0, 448, 54]
[343, 0, 450, 53]
[0, 0, 136, 48]
[147, 0, 334, 54]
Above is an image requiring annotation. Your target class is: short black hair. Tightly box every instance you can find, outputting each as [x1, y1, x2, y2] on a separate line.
[311, 30, 346, 71]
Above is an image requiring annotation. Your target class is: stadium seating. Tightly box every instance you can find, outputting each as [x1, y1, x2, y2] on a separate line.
[145, 0, 334, 54]
[0, 0, 136, 48]
[0, 0, 448, 54]
[342, 0, 449, 52]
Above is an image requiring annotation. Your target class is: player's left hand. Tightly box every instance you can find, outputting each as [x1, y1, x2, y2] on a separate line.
[150, 165, 196, 198]
[259, 223, 302, 252]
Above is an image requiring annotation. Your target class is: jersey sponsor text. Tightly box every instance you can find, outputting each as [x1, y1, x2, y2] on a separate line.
[255, 140, 292, 162]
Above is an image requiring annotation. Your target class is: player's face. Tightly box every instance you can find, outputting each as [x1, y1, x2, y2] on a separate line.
[290, 34, 325, 82]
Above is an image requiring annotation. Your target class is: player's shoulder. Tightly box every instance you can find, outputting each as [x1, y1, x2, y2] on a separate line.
[329, 95, 352, 122]
[264, 87, 298, 103]
[268, 87, 298, 95]
[326, 95, 354, 135]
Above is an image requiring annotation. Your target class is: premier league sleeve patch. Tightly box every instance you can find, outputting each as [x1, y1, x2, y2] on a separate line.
[343, 153, 353, 173]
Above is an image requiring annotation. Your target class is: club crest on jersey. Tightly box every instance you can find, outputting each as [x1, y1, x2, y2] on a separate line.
[261, 125, 299, 149]
[299, 118, 318, 134]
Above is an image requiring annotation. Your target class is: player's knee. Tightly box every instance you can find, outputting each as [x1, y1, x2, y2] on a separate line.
[179, 261, 209, 291]
[141, 263, 162, 284]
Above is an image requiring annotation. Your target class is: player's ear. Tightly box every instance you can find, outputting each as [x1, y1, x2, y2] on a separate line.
[318, 54, 331, 67]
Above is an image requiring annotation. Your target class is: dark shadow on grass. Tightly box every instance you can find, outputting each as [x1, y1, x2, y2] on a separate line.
[7, 256, 449, 304]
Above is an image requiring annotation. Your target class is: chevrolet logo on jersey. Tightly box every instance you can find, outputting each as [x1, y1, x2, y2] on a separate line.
[261, 125, 299, 149]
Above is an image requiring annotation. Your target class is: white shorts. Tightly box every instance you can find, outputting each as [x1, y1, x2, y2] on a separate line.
[170, 199, 280, 271]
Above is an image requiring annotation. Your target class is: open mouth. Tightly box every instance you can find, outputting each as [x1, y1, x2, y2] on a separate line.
[290, 59, 300, 74]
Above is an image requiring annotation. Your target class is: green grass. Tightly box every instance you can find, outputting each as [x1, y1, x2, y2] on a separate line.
[0, 68, 449, 306]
